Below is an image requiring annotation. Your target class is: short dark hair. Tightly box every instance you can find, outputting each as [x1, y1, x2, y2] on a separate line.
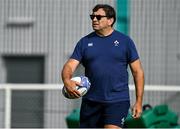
[92, 4, 116, 26]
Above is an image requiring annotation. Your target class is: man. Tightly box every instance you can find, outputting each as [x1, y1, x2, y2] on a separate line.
[61, 4, 144, 128]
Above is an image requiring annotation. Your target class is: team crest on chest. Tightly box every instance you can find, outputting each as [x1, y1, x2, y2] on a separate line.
[114, 40, 119, 46]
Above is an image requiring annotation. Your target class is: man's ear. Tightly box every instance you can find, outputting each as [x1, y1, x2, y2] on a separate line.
[108, 18, 114, 26]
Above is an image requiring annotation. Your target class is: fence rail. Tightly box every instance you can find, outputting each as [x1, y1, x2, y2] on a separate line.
[0, 84, 180, 128]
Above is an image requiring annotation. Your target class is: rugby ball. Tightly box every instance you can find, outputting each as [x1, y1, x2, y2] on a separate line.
[62, 76, 91, 99]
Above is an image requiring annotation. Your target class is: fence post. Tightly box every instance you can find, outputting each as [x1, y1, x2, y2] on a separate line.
[5, 85, 11, 129]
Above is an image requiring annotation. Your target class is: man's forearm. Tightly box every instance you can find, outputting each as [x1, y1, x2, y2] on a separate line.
[61, 59, 80, 84]
[134, 69, 144, 104]
[61, 64, 73, 83]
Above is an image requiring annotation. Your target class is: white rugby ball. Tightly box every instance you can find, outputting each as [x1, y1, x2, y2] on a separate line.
[62, 76, 91, 99]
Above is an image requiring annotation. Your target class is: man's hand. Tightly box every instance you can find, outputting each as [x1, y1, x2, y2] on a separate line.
[64, 79, 81, 98]
[132, 102, 142, 119]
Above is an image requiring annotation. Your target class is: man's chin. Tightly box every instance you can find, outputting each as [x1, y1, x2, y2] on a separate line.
[93, 27, 99, 31]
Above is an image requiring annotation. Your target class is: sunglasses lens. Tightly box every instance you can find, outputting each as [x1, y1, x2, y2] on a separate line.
[96, 15, 101, 20]
[90, 15, 101, 20]
[90, 15, 95, 20]
[90, 15, 107, 20]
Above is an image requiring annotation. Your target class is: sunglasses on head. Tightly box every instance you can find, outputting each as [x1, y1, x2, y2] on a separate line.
[90, 15, 108, 20]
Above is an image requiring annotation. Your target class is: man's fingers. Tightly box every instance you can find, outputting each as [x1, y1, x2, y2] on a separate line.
[132, 107, 136, 117]
[132, 109, 142, 118]
[69, 89, 81, 98]
[65, 80, 82, 98]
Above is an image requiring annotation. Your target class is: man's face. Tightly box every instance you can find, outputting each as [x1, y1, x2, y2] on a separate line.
[90, 8, 113, 31]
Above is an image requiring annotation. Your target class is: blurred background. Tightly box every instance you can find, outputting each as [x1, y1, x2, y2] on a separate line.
[0, 0, 180, 128]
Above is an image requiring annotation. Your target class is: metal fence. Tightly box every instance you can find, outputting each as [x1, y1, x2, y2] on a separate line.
[0, 84, 180, 128]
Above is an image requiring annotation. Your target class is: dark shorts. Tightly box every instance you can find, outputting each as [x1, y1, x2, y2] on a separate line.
[80, 99, 130, 128]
